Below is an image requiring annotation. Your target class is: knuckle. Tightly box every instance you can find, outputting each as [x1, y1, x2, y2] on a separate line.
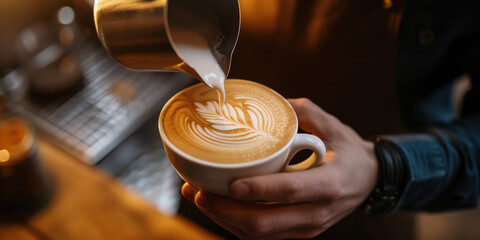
[325, 181, 343, 202]
[296, 98, 314, 111]
[310, 208, 328, 227]
[284, 178, 305, 203]
[302, 228, 327, 239]
[245, 216, 271, 236]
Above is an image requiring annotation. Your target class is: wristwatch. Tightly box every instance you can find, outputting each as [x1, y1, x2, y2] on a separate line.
[363, 137, 406, 214]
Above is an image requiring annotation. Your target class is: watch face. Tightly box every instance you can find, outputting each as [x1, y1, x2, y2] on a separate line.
[364, 188, 397, 214]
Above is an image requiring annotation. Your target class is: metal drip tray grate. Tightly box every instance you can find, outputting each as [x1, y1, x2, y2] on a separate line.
[9, 41, 192, 164]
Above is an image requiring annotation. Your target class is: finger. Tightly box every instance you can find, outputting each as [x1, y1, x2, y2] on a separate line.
[183, 185, 266, 239]
[194, 207, 253, 240]
[194, 190, 333, 237]
[263, 211, 350, 240]
[260, 226, 326, 240]
[196, 191, 353, 240]
[201, 209, 325, 240]
[181, 182, 198, 203]
[230, 165, 341, 203]
[242, 201, 355, 240]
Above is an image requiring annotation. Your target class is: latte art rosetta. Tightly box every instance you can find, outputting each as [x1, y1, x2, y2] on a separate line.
[161, 80, 297, 164]
[190, 98, 278, 147]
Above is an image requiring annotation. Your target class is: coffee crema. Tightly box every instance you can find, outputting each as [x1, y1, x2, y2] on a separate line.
[161, 80, 297, 164]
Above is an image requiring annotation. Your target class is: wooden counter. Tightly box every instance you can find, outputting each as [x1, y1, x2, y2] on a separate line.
[0, 139, 222, 240]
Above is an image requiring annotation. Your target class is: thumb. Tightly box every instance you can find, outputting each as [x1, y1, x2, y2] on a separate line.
[287, 98, 338, 141]
[230, 165, 340, 203]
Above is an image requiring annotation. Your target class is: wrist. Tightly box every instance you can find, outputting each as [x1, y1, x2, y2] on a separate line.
[362, 141, 379, 194]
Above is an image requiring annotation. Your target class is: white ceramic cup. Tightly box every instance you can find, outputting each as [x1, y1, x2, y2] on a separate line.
[158, 82, 326, 196]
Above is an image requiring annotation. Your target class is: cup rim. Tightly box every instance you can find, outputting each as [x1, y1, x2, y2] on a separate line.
[158, 79, 298, 169]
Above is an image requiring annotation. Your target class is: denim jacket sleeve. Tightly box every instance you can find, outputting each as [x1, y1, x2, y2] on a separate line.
[385, 113, 480, 211]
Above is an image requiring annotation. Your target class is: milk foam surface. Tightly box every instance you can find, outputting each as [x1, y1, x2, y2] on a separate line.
[162, 80, 297, 164]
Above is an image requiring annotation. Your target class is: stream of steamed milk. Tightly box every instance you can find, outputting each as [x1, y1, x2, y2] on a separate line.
[171, 28, 226, 114]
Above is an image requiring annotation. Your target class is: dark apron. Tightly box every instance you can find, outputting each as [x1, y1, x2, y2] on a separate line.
[229, 0, 415, 239]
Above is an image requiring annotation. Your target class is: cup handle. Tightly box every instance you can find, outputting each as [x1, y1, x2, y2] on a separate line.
[282, 133, 326, 172]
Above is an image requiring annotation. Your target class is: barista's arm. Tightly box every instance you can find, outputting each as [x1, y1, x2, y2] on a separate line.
[387, 112, 480, 211]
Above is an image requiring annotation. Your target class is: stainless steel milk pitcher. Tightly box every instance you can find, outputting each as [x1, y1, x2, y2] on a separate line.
[94, 0, 240, 80]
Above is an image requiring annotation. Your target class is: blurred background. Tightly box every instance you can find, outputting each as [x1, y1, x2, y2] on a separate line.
[1, 0, 479, 239]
